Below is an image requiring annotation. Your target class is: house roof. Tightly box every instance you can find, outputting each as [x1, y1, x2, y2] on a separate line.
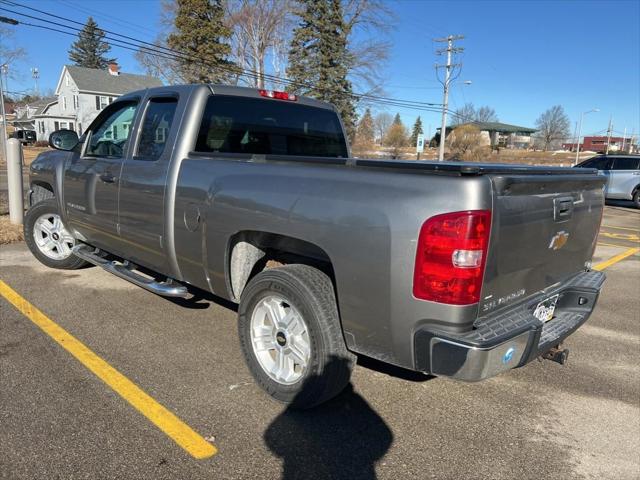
[14, 97, 58, 120]
[59, 65, 163, 95]
[449, 122, 537, 134]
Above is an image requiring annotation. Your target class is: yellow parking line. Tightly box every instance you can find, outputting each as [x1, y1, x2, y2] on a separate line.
[601, 224, 640, 232]
[0, 279, 217, 460]
[596, 242, 629, 248]
[593, 247, 640, 271]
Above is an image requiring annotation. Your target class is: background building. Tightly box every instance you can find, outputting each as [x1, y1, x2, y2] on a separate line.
[444, 122, 537, 149]
[563, 136, 638, 154]
[13, 63, 162, 141]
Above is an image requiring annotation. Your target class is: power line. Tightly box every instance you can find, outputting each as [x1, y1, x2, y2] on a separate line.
[0, 0, 451, 116]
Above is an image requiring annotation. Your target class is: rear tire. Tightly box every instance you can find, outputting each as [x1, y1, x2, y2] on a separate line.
[23, 198, 87, 270]
[238, 264, 355, 409]
[633, 189, 640, 209]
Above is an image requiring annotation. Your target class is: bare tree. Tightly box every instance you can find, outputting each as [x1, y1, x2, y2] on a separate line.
[373, 112, 393, 143]
[534, 105, 570, 151]
[452, 103, 476, 126]
[384, 122, 408, 158]
[135, 1, 185, 84]
[342, 0, 395, 99]
[136, 0, 393, 93]
[476, 106, 498, 123]
[0, 26, 26, 82]
[226, 0, 294, 89]
[452, 103, 498, 125]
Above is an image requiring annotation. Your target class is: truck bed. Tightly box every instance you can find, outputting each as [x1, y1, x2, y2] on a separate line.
[189, 152, 598, 176]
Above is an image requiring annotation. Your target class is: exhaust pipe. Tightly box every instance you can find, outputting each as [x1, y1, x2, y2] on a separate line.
[543, 345, 570, 365]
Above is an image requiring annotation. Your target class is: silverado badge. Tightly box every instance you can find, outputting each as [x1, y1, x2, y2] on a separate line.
[549, 231, 569, 250]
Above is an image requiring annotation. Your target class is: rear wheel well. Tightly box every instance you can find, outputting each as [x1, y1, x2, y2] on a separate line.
[228, 231, 335, 302]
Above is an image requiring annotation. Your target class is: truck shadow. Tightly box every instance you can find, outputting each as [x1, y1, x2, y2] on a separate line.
[357, 355, 435, 383]
[264, 356, 393, 480]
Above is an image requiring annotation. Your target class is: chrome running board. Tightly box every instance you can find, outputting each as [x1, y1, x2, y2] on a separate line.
[72, 245, 189, 298]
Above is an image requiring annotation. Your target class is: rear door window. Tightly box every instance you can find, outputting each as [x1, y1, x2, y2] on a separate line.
[611, 157, 640, 170]
[195, 95, 348, 158]
[136, 97, 178, 161]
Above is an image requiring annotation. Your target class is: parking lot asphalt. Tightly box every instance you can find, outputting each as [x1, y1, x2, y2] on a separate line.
[1, 206, 639, 480]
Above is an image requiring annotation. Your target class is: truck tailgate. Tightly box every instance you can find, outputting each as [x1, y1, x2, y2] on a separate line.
[480, 173, 606, 314]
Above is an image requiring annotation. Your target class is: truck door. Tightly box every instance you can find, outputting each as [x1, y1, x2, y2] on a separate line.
[63, 100, 139, 250]
[608, 156, 640, 199]
[117, 95, 179, 272]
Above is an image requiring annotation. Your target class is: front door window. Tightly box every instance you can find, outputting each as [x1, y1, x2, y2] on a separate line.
[85, 102, 137, 158]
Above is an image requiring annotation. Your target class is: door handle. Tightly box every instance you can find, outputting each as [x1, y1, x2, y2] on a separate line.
[553, 196, 574, 222]
[99, 172, 117, 183]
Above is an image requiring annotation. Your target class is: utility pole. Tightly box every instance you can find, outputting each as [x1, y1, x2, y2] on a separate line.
[621, 126, 627, 152]
[0, 63, 8, 164]
[0, 15, 19, 164]
[435, 35, 464, 162]
[605, 115, 613, 154]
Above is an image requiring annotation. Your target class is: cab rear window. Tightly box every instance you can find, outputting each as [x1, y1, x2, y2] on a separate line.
[195, 95, 348, 158]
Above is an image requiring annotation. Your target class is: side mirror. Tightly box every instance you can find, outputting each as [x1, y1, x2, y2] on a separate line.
[49, 130, 79, 151]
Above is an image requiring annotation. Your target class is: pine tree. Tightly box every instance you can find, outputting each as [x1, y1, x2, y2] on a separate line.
[410, 116, 424, 146]
[167, 0, 237, 84]
[355, 108, 374, 145]
[68, 17, 115, 69]
[392, 113, 402, 126]
[287, 0, 356, 140]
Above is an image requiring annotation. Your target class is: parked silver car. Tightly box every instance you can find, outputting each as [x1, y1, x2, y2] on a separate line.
[576, 155, 640, 208]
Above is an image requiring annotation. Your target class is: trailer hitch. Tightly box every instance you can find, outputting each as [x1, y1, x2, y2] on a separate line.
[542, 345, 570, 365]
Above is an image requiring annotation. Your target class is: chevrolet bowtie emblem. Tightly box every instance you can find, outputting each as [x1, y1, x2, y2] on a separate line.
[549, 231, 570, 250]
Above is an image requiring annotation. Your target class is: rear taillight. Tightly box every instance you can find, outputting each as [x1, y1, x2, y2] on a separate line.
[258, 89, 297, 101]
[413, 210, 491, 305]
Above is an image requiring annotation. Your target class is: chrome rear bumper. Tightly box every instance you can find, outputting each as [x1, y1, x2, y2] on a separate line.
[414, 270, 605, 381]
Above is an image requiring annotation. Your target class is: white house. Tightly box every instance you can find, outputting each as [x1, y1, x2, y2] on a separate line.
[21, 63, 162, 141]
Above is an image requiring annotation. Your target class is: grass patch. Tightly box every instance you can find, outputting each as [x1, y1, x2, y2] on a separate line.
[0, 215, 24, 245]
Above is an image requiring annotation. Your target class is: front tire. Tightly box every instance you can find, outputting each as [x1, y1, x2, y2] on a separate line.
[238, 264, 355, 409]
[23, 198, 87, 270]
[633, 189, 640, 209]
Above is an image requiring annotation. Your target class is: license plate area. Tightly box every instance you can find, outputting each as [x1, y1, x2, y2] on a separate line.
[533, 294, 559, 323]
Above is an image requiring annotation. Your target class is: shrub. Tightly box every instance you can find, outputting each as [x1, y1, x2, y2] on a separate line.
[446, 125, 488, 162]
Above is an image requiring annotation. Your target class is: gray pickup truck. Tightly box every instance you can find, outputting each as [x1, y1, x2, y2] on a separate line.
[24, 84, 606, 408]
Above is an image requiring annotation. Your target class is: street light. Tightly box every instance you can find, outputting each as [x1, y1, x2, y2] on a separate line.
[574, 108, 600, 165]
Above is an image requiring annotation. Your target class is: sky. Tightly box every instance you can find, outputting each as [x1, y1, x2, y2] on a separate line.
[1, 0, 639, 140]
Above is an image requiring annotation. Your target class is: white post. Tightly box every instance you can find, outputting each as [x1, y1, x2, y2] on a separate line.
[7, 138, 24, 225]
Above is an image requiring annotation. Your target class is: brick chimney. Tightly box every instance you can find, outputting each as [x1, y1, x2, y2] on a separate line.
[107, 62, 120, 76]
